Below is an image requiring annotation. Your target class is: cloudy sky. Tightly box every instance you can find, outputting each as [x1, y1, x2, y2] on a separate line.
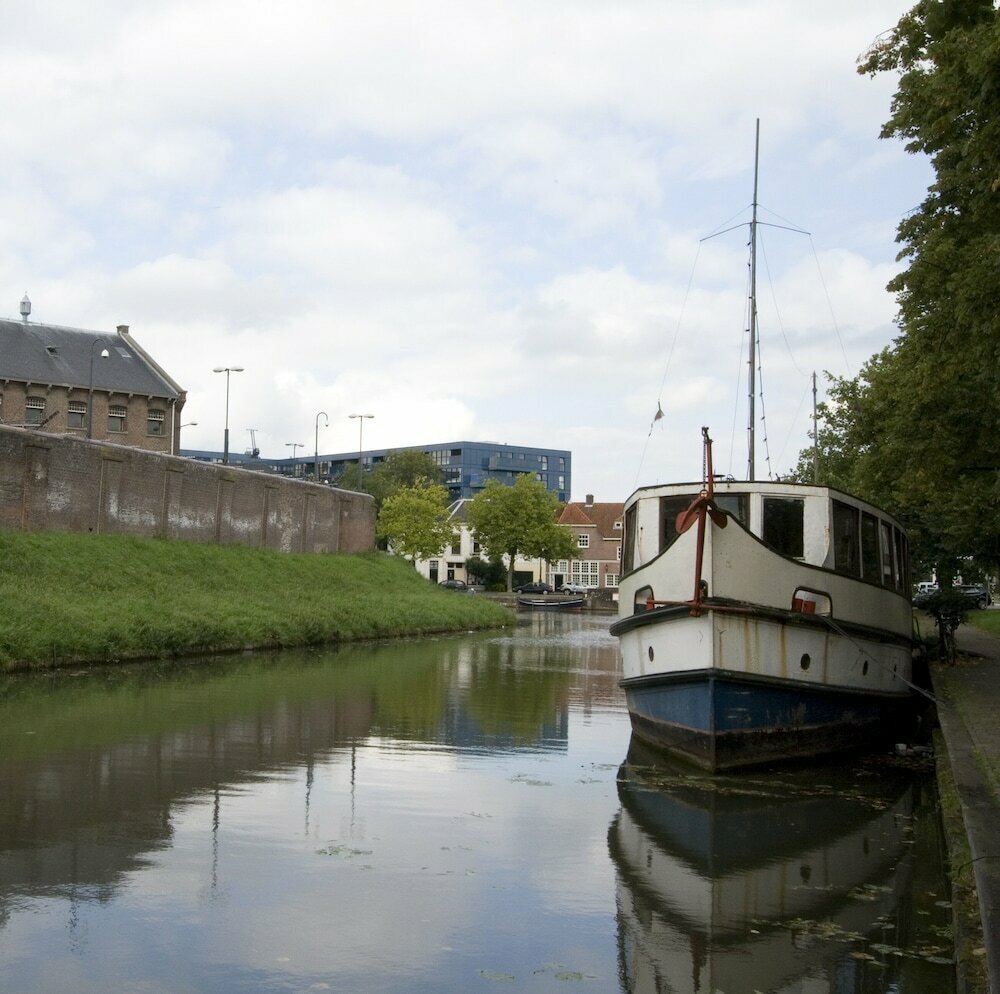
[1, 0, 931, 499]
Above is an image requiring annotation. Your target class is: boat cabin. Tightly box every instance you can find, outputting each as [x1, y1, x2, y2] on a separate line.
[622, 481, 910, 597]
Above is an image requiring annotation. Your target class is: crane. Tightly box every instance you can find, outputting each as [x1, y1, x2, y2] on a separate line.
[245, 428, 260, 459]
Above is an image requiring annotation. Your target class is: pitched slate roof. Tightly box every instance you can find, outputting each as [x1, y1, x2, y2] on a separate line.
[0, 319, 182, 399]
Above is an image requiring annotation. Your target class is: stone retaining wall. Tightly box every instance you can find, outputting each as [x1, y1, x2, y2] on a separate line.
[0, 424, 375, 553]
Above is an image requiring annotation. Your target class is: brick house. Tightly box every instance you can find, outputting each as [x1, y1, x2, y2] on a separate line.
[552, 495, 625, 591]
[0, 309, 186, 454]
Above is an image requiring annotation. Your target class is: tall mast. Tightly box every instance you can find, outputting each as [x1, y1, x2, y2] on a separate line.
[747, 118, 760, 482]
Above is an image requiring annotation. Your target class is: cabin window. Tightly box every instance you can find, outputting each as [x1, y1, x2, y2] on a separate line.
[762, 497, 804, 558]
[894, 528, 909, 592]
[832, 501, 860, 576]
[715, 493, 749, 526]
[879, 521, 895, 588]
[622, 505, 637, 573]
[659, 495, 696, 553]
[861, 513, 880, 582]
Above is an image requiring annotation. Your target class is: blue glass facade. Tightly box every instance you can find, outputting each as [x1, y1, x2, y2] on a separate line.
[181, 439, 571, 502]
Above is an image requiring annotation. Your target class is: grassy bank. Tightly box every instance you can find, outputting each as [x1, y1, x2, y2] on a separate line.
[0, 531, 513, 672]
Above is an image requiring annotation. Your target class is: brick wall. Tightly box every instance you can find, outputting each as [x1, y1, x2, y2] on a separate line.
[0, 424, 375, 553]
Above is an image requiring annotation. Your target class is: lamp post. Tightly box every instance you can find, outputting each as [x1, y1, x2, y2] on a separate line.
[87, 339, 110, 439]
[314, 411, 328, 482]
[348, 413, 374, 491]
[212, 367, 244, 464]
[286, 441, 304, 475]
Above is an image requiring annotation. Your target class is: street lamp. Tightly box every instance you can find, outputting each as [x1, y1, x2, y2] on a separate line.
[314, 411, 328, 482]
[286, 441, 304, 475]
[212, 366, 244, 464]
[348, 413, 374, 490]
[87, 339, 110, 439]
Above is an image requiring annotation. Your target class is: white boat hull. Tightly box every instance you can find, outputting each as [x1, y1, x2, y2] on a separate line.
[612, 480, 915, 770]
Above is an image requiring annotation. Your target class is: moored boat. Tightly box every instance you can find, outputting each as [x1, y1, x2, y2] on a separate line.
[517, 594, 585, 610]
[610, 429, 914, 771]
[610, 122, 916, 771]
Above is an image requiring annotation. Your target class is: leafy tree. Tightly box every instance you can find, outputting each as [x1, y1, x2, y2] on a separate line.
[376, 481, 453, 564]
[790, 2, 1000, 579]
[330, 450, 444, 509]
[465, 555, 508, 591]
[367, 451, 444, 510]
[466, 476, 578, 591]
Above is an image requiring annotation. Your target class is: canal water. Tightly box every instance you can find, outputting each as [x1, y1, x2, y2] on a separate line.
[0, 613, 954, 993]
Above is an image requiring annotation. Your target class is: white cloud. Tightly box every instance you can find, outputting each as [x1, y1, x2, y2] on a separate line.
[0, 0, 930, 497]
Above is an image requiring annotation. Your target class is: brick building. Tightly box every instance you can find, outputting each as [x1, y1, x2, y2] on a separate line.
[553, 496, 625, 591]
[0, 305, 186, 454]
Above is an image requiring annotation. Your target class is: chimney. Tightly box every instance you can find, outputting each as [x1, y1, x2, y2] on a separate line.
[117, 324, 130, 335]
[585, 494, 594, 506]
[19, 293, 30, 322]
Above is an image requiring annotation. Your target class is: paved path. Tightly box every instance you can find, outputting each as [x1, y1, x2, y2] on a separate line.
[931, 619, 1000, 992]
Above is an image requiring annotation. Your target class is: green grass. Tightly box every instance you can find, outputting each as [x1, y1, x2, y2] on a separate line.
[0, 531, 513, 671]
[966, 609, 1000, 636]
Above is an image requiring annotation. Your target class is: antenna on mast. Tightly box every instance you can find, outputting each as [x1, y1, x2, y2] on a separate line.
[747, 118, 760, 482]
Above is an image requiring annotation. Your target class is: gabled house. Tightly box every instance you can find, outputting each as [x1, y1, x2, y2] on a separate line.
[0, 307, 186, 454]
[553, 495, 624, 591]
[413, 499, 545, 587]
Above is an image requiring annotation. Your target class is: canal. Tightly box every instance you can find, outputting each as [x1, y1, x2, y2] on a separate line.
[0, 613, 955, 993]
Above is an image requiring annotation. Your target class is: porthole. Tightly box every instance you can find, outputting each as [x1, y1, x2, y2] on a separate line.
[800, 653, 811, 671]
[648, 646, 655, 663]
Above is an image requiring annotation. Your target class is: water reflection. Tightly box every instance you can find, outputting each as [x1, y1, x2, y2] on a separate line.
[610, 740, 954, 993]
[0, 615, 953, 994]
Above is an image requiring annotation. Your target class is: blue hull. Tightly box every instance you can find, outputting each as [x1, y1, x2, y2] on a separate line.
[622, 669, 909, 771]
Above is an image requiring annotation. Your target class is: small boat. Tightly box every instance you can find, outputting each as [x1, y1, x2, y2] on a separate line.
[610, 124, 916, 771]
[517, 594, 585, 610]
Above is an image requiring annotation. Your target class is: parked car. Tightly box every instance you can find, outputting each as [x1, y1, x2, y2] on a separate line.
[912, 587, 938, 608]
[438, 579, 468, 590]
[515, 582, 552, 594]
[956, 584, 992, 610]
[558, 581, 589, 594]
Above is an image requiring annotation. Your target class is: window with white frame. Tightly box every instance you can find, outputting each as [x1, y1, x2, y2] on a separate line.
[605, 573, 619, 588]
[570, 561, 600, 587]
[108, 405, 127, 433]
[68, 400, 86, 429]
[25, 396, 45, 424]
[147, 409, 165, 435]
[577, 533, 590, 548]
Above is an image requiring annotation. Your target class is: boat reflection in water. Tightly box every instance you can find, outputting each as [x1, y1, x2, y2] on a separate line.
[608, 738, 953, 994]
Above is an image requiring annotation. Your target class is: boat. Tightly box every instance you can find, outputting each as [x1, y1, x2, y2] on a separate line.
[517, 594, 584, 610]
[609, 124, 916, 771]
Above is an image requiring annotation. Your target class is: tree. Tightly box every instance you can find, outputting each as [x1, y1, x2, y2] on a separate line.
[330, 450, 444, 509]
[465, 555, 508, 591]
[376, 481, 453, 564]
[466, 476, 578, 591]
[791, 2, 1000, 579]
[367, 451, 445, 510]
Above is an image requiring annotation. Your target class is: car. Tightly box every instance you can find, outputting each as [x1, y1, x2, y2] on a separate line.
[956, 584, 992, 610]
[438, 579, 468, 590]
[515, 582, 552, 594]
[558, 581, 589, 594]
